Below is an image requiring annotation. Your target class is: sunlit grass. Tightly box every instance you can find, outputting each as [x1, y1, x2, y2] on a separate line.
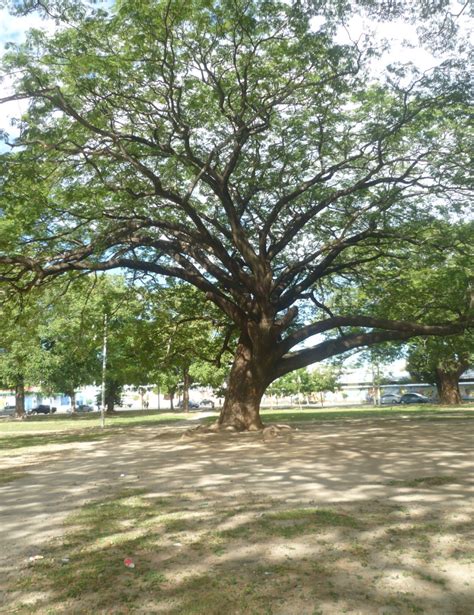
[260, 403, 474, 424]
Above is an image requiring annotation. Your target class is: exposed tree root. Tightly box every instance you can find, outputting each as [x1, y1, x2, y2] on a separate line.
[179, 421, 294, 441]
[262, 423, 293, 442]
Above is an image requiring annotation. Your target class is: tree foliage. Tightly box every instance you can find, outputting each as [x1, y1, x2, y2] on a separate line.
[270, 365, 340, 406]
[0, 0, 472, 428]
[407, 334, 473, 404]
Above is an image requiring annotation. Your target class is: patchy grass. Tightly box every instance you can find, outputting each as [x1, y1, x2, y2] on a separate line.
[5, 485, 474, 615]
[0, 468, 29, 485]
[1, 405, 473, 459]
[0, 411, 193, 454]
[1, 409, 473, 613]
[386, 475, 460, 488]
[0, 410, 189, 433]
[0, 430, 109, 452]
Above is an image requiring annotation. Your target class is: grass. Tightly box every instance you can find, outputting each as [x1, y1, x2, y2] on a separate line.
[6, 487, 474, 614]
[386, 476, 459, 488]
[2, 405, 473, 613]
[221, 507, 362, 540]
[0, 410, 193, 454]
[260, 403, 474, 424]
[0, 409, 190, 433]
[1, 404, 473, 454]
[0, 468, 29, 484]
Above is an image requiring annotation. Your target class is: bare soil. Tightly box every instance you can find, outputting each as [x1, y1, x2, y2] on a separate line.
[1, 416, 473, 614]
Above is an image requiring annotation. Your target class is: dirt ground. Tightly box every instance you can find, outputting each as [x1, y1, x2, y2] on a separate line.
[1, 416, 473, 614]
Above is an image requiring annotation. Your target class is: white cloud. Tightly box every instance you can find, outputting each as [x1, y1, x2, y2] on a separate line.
[0, 8, 58, 148]
[335, 15, 440, 73]
[0, 8, 55, 46]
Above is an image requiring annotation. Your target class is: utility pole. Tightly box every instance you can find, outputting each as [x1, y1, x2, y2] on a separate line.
[100, 312, 108, 429]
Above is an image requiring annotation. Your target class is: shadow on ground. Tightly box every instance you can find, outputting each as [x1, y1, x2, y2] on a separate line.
[1, 416, 473, 614]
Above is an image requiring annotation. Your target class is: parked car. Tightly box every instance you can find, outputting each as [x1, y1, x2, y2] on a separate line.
[78, 404, 94, 412]
[176, 400, 199, 409]
[380, 394, 401, 405]
[29, 404, 56, 415]
[67, 404, 94, 413]
[399, 393, 431, 404]
[199, 399, 215, 408]
[0, 404, 16, 416]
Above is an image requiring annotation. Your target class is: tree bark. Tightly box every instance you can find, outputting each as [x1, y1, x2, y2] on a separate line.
[105, 380, 120, 414]
[435, 369, 462, 405]
[70, 390, 76, 414]
[217, 335, 273, 431]
[15, 377, 25, 419]
[182, 366, 190, 413]
[169, 387, 176, 411]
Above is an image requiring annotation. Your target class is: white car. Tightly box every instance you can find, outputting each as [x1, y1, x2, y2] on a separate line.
[0, 405, 16, 415]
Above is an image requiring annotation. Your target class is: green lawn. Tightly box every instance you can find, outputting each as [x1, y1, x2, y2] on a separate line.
[260, 403, 474, 423]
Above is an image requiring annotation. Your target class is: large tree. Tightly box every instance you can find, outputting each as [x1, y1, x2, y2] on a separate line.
[0, 0, 472, 430]
[407, 335, 473, 405]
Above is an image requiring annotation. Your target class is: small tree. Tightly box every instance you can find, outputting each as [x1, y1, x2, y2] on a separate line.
[0, 294, 52, 418]
[310, 366, 340, 407]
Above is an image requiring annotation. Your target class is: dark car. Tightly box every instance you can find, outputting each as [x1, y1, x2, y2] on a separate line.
[399, 393, 430, 404]
[176, 400, 199, 409]
[199, 399, 215, 408]
[78, 404, 94, 412]
[29, 404, 57, 415]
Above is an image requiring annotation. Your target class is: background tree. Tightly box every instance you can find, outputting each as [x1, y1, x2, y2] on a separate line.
[353, 344, 404, 405]
[0, 0, 472, 430]
[406, 334, 473, 405]
[270, 364, 340, 407]
[0, 299, 42, 417]
[309, 365, 340, 407]
[35, 281, 103, 412]
[270, 368, 314, 407]
[143, 283, 234, 411]
[328, 220, 473, 400]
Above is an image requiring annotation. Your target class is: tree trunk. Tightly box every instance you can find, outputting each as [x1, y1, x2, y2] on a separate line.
[182, 366, 190, 413]
[15, 377, 25, 419]
[105, 380, 120, 414]
[106, 394, 115, 413]
[435, 368, 462, 405]
[217, 336, 272, 431]
[70, 390, 76, 414]
[169, 387, 176, 411]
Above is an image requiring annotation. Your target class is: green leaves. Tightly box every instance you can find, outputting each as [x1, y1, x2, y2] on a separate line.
[0, 0, 472, 393]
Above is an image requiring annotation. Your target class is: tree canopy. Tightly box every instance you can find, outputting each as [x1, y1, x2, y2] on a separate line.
[0, 0, 472, 429]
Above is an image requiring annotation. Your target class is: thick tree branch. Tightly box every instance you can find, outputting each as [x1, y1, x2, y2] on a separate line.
[274, 321, 468, 380]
